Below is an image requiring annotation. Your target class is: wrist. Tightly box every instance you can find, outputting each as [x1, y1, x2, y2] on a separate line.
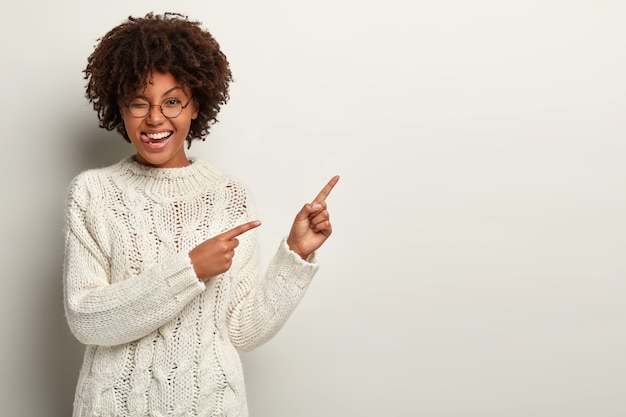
[286, 239, 308, 260]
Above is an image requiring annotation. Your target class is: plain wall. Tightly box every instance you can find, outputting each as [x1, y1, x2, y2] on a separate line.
[1, 1, 625, 416]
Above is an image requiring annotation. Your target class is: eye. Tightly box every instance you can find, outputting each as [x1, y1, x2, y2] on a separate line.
[163, 98, 182, 108]
[128, 100, 149, 110]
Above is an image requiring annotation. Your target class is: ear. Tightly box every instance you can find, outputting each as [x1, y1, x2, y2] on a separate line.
[191, 99, 199, 120]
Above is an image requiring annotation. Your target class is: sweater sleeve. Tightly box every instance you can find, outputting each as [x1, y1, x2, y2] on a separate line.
[226, 230, 319, 352]
[63, 176, 206, 347]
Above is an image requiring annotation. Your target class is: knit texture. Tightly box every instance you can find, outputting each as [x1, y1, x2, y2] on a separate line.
[63, 156, 319, 417]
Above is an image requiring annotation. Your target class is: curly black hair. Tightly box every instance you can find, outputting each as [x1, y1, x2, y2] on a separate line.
[84, 12, 232, 147]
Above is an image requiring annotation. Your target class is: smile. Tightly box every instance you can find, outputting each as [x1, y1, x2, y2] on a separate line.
[143, 131, 173, 141]
[141, 131, 173, 149]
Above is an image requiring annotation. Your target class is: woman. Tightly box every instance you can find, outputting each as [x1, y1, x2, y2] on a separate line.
[63, 12, 338, 417]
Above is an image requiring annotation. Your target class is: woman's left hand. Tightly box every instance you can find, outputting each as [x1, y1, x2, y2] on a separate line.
[286, 175, 340, 259]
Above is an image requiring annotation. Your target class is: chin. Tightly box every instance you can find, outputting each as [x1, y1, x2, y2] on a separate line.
[136, 150, 188, 168]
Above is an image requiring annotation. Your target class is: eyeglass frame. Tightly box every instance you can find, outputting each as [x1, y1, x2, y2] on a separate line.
[123, 96, 195, 119]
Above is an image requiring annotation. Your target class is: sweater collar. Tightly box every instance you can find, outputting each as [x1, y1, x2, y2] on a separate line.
[120, 155, 207, 179]
[113, 155, 224, 200]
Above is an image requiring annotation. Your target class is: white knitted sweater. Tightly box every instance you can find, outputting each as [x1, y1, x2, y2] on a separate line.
[63, 156, 318, 417]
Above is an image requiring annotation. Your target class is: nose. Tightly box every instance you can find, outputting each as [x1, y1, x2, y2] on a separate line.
[146, 104, 166, 124]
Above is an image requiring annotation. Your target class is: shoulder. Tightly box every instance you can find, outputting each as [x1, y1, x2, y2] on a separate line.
[194, 158, 254, 194]
[192, 159, 257, 211]
[66, 158, 130, 203]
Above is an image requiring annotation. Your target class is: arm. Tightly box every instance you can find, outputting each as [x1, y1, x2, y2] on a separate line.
[226, 176, 339, 351]
[63, 177, 205, 346]
[226, 236, 319, 351]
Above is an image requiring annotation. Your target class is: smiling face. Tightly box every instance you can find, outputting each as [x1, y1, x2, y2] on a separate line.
[121, 71, 199, 168]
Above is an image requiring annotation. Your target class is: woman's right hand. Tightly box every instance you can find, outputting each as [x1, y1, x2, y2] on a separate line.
[189, 220, 261, 281]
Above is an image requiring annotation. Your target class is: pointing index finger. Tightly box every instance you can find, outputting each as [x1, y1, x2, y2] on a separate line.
[313, 175, 340, 204]
[221, 220, 262, 240]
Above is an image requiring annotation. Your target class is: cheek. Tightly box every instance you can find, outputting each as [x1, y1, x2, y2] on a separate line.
[176, 117, 195, 134]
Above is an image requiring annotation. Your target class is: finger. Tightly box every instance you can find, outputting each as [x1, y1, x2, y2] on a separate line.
[293, 203, 314, 222]
[313, 220, 332, 235]
[215, 239, 237, 257]
[295, 202, 327, 222]
[312, 175, 340, 204]
[220, 220, 262, 240]
[310, 210, 329, 227]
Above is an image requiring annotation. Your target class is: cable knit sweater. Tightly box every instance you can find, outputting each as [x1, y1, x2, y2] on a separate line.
[63, 156, 318, 417]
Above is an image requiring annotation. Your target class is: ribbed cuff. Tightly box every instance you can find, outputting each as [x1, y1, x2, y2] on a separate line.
[273, 239, 319, 289]
[158, 252, 206, 301]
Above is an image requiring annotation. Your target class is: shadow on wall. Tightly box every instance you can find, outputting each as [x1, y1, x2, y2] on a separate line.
[42, 122, 133, 417]
[71, 123, 135, 173]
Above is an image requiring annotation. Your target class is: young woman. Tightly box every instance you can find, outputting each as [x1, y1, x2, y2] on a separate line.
[63, 12, 338, 417]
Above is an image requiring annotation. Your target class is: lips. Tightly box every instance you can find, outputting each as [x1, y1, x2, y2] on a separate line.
[141, 131, 173, 150]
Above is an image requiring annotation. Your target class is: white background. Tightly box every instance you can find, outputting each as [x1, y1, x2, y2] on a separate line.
[1, 1, 625, 416]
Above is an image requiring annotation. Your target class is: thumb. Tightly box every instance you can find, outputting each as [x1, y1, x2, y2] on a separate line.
[295, 202, 322, 221]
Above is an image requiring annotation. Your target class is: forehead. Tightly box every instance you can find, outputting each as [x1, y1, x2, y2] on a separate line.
[131, 71, 190, 97]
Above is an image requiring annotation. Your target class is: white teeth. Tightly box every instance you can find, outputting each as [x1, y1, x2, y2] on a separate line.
[146, 132, 171, 140]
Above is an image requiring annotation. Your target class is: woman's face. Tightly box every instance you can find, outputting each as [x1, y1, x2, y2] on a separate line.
[121, 71, 199, 168]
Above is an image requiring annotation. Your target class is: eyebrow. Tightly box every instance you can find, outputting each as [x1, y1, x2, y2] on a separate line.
[133, 86, 187, 100]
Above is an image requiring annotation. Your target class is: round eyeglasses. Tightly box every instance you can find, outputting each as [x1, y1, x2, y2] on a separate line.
[124, 96, 194, 119]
